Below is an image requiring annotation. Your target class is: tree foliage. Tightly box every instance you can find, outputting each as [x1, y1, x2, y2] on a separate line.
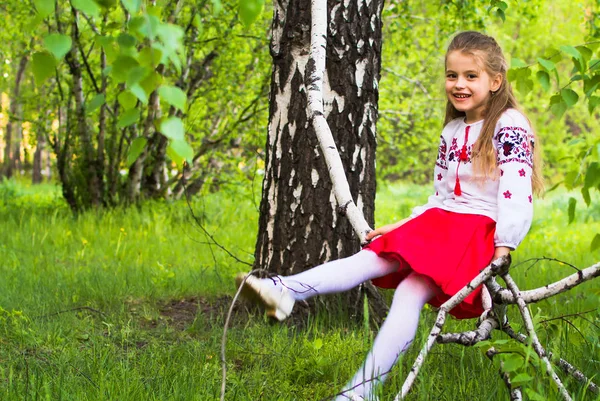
[0, 0, 270, 210]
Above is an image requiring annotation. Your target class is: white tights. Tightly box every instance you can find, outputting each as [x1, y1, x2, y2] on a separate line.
[264, 250, 439, 400]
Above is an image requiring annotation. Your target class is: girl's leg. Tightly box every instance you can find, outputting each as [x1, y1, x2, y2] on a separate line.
[336, 273, 439, 400]
[270, 250, 399, 301]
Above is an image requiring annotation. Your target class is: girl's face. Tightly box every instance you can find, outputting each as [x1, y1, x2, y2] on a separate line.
[445, 50, 502, 123]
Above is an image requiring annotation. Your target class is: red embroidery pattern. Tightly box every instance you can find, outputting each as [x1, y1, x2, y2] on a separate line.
[437, 173, 443, 181]
[519, 168, 526, 177]
[496, 127, 533, 168]
[448, 137, 472, 164]
[503, 190, 512, 199]
[435, 136, 448, 170]
[528, 195, 532, 203]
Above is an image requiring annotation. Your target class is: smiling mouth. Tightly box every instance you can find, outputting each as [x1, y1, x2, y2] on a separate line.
[453, 94, 471, 99]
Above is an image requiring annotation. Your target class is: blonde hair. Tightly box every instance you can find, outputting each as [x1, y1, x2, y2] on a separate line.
[444, 31, 543, 194]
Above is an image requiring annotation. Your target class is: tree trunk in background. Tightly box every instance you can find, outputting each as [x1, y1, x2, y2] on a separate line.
[33, 110, 50, 184]
[254, 0, 382, 286]
[3, 54, 28, 179]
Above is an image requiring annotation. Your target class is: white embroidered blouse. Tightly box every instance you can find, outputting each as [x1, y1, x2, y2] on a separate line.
[410, 108, 535, 250]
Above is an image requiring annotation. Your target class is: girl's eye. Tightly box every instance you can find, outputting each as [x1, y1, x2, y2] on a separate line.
[446, 73, 457, 79]
[467, 74, 478, 79]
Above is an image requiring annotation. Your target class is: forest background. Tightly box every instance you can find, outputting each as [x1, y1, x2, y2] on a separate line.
[0, 0, 599, 400]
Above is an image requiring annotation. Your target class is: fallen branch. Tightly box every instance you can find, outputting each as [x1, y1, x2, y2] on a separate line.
[501, 273, 572, 401]
[396, 256, 510, 399]
[492, 262, 600, 304]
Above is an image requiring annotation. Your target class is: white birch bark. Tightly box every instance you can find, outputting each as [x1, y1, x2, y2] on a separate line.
[307, 0, 372, 243]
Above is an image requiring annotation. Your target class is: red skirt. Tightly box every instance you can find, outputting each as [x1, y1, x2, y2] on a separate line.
[365, 208, 496, 319]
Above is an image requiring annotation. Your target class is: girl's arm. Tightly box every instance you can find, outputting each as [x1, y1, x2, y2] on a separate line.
[493, 246, 511, 259]
[365, 218, 410, 241]
[494, 115, 535, 250]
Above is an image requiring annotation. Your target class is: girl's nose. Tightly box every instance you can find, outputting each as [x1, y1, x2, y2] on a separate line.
[455, 76, 466, 88]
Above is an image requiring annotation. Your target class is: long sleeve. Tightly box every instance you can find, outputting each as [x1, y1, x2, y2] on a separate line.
[494, 121, 534, 249]
[411, 134, 451, 218]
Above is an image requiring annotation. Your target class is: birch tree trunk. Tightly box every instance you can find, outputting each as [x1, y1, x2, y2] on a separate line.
[254, 0, 382, 278]
[2, 54, 28, 179]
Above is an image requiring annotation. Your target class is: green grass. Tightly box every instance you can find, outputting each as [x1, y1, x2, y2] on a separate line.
[0, 179, 598, 400]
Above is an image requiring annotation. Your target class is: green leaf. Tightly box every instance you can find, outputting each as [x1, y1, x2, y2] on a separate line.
[118, 91, 137, 110]
[549, 94, 566, 118]
[516, 75, 533, 96]
[168, 139, 194, 163]
[560, 88, 579, 107]
[536, 71, 550, 92]
[31, 51, 57, 85]
[501, 354, 524, 372]
[238, 0, 265, 27]
[117, 33, 137, 48]
[588, 96, 600, 114]
[129, 84, 148, 105]
[138, 47, 163, 68]
[567, 197, 576, 224]
[560, 45, 582, 62]
[72, 0, 100, 17]
[160, 117, 185, 141]
[591, 233, 600, 252]
[158, 86, 186, 112]
[43, 34, 72, 61]
[496, 8, 505, 22]
[576, 46, 593, 63]
[166, 144, 184, 166]
[582, 187, 591, 207]
[510, 58, 527, 69]
[127, 137, 147, 166]
[86, 94, 105, 114]
[130, 15, 160, 40]
[156, 23, 185, 53]
[111, 56, 139, 83]
[34, 0, 56, 18]
[117, 108, 140, 128]
[525, 389, 547, 401]
[564, 170, 579, 189]
[590, 59, 600, 72]
[510, 373, 533, 385]
[122, 0, 142, 14]
[140, 72, 162, 95]
[537, 57, 556, 72]
[211, 0, 223, 15]
[584, 162, 600, 188]
[497, 0, 508, 11]
[126, 66, 150, 87]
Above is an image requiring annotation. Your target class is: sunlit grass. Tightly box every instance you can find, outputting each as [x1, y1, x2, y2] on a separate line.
[0, 179, 598, 400]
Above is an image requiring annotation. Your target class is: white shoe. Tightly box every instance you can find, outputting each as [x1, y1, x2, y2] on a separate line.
[235, 273, 295, 321]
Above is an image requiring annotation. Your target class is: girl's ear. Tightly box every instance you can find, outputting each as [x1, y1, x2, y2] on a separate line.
[491, 73, 503, 93]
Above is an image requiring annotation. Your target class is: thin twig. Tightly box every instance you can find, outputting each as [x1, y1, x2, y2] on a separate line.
[221, 269, 267, 401]
[182, 178, 253, 267]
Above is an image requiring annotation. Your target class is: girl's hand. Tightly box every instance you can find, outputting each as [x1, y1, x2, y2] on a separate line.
[365, 218, 410, 241]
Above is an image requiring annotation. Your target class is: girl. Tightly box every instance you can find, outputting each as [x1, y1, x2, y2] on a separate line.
[236, 31, 543, 401]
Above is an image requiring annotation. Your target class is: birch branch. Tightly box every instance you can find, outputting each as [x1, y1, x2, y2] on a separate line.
[492, 262, 600, 304]
[306, 0, 372, 243]
[437, 315, 499, 345]
[501, 273, 572, 401]
[395, 256, 511, 399]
